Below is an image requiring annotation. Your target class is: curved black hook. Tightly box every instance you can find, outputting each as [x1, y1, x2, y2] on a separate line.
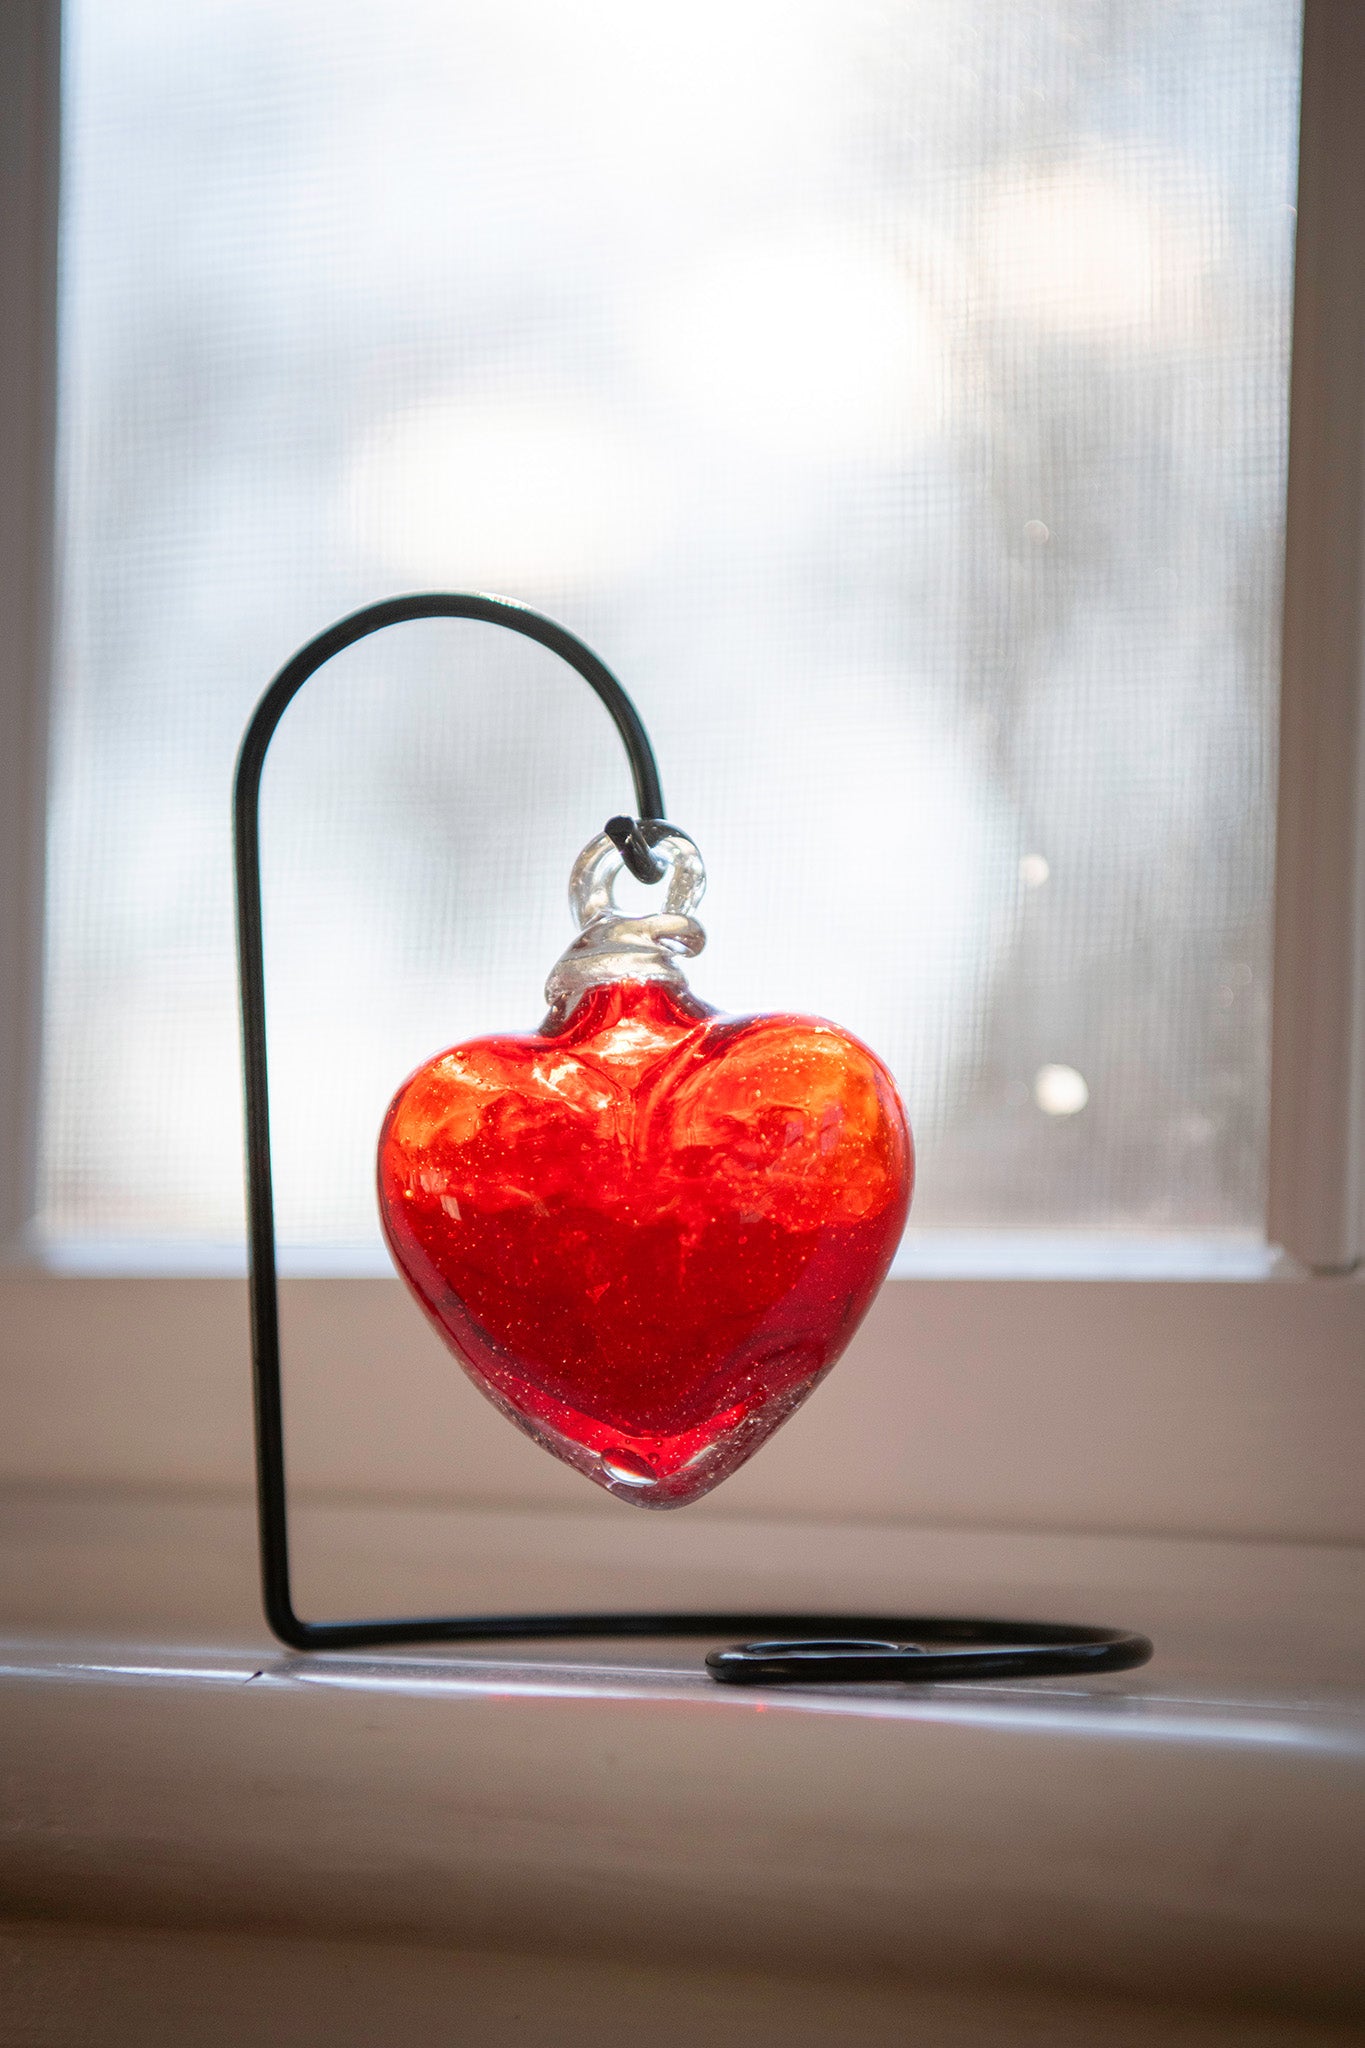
[604, 814, 669, 885]
[234, 591, 664, 826]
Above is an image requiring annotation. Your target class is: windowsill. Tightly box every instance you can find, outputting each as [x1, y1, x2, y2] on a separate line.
[2, 1488, 1362, 2033]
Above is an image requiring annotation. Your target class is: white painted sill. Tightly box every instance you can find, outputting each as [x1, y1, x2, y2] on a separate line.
[2, 1491, 1363, 2034]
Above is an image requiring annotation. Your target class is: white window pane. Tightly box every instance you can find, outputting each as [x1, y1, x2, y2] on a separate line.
[40, 0, 1301, 1250]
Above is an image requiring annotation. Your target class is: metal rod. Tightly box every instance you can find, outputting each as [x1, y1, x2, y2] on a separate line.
[233, 591, 1152, 1684]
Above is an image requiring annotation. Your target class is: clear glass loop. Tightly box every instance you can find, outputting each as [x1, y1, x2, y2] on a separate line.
[570, 827, 706, 927]
[547, 827, 708, 1013]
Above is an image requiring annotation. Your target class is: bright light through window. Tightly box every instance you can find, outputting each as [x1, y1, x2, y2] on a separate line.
[41, 0, 1301, 1253]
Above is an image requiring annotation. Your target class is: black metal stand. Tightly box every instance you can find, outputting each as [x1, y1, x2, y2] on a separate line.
[233, 592, 1153, 1686]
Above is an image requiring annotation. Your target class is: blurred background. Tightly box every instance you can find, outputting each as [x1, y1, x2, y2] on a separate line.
[38, 0, 1300, 1257]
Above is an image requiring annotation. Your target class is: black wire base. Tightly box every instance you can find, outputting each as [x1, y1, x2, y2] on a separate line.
[234, 594, 1153, 1690]
[274, 1609, 1152, 1687]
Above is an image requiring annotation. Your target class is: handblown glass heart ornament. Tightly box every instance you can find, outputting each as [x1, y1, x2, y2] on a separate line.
[378, 825, 912, 1506]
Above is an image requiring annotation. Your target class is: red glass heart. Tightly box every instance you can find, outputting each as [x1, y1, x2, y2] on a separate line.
[379, 977, 912, 1507]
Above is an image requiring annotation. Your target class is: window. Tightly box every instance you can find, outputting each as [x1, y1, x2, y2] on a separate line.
[39, 0, 1301, 1262]
[1, 0, 1361, 1549]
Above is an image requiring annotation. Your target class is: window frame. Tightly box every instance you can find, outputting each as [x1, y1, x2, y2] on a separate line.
[1269, 0, 1365, 1276]
[0, 0, 1360, 1548]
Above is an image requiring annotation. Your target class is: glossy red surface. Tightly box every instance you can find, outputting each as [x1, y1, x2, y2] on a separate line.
[378, 979, 912, 1506]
